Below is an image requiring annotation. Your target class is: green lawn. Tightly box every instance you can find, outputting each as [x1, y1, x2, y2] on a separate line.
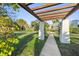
[54, 32, 79, 56]
[12, 32, 48, 56]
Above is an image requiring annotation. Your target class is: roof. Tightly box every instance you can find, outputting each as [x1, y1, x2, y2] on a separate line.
[18, 3, 79, 21]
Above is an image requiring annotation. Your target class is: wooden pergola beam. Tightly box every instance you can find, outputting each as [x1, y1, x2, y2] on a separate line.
[35, 4, 77, 14]
[38, 9, 72, 17]
[41, 16, 65, 21]
[40, 13, 67, 18]
[63, 3, 79, 19]
[18, 3, 79, 22]
[18, 3, 43, 21]
[31, 3, 61, 11]
[40, 15, 65, 21]
[41, 16, 64, 20]
[26, 3, 34, 6]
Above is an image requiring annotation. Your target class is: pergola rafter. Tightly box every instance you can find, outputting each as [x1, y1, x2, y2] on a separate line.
[35, 4, 77, 14]
[31, 3, 61, 11]
[18, 3, 79, 43]
[19, 3, 78, 21]
[19, 3, 43, 21]
[40, 14, 66, 20]
[63, 4, 79, 19]
[37, 8, 72, 16]
[25, 3, 34, 6]
[40, 13, 68, 18]
[41, 16, 65, 20]
[42, 17, 64, 21]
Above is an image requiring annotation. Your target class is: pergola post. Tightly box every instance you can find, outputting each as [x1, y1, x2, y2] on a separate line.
[39, 21, 44, 40]
[60, 19, 70, 43]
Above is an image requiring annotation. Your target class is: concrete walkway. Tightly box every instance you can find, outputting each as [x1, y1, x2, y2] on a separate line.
[40, 32, 61, 56]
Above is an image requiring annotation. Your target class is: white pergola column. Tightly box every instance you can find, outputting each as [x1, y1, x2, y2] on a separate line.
[60, 19, 70, 43]
[39, 21, 44, 40]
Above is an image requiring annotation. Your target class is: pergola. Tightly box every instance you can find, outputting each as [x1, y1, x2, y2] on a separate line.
[18, 3, 79, 43]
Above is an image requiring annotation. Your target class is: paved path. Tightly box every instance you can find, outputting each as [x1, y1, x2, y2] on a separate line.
[40, 32, 61, 56]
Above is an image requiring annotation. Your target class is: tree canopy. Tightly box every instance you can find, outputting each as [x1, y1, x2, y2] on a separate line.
[16, 19, 29, 30]
[0, 3, 20, 56]
[31, 20, 49, 31]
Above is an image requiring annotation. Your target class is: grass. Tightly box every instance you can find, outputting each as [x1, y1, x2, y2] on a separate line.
[12, 32, 48, 56]
[54, 31, 79, 56]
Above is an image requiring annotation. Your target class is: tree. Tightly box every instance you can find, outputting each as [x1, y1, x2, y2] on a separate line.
[0, 3, 19, 11]
[31, 20, 49, 31]
[52, 19, 60, 33]
[52, 19, 60, 23]
[70, 20, 79, 34]
[44, 22, 49, 31]
[16, 19, 29, 30]
[0, 3, 20, 56]
[0, 16, 19, 56]
[31, 20, 39, 31]
[0, 3, 20, 21]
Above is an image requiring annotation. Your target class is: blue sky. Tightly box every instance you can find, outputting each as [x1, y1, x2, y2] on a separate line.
[6, 3, 79, 25]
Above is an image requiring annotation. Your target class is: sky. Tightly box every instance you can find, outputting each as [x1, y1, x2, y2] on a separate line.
[5, 3, 79, 25]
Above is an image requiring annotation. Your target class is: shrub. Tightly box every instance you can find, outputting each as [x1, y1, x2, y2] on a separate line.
[70, 27, 79, 34]
[0, 16, 19, 56]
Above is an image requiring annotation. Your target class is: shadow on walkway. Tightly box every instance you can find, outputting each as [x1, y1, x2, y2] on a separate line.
[12, 33, 36, 56]
[34, 33, 48, 56]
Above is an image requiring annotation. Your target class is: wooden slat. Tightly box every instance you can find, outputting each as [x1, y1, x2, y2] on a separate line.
[40, 15, 65, 21]
[42, 16, 64, 21]
[41, 17, 64, 20]
[18, 3, 43, 21]
[40, 13, 67, 18]
[35, 4, 77, 14]
[41, 16, 65, 21]
[63, 3, 79, 19]
[38, 9, 72, 17]
[31, 3, 61, 11]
